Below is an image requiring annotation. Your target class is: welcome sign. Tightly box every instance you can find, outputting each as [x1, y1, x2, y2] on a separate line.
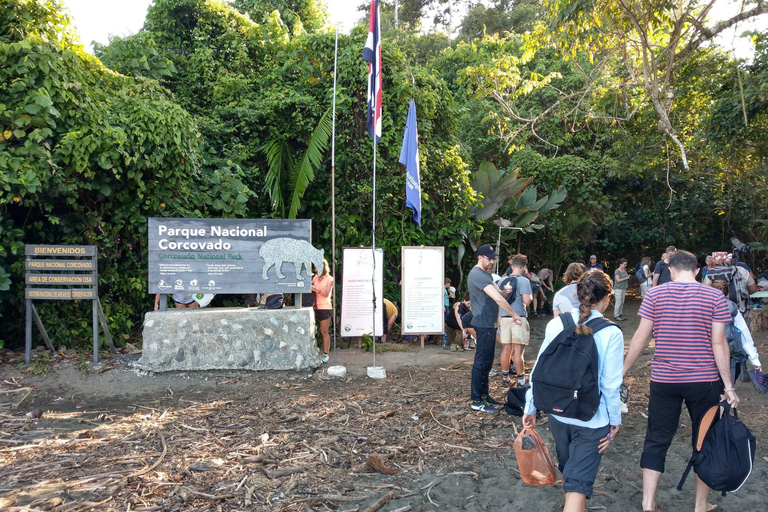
[148, 218, 321, 294]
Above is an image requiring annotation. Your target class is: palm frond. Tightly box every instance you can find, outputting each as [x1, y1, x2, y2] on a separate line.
[288, 108, 333, 218]
[262, 137, 294, 217]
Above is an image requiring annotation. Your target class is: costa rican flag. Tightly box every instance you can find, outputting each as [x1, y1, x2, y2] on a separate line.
[363, 0, 382, 143]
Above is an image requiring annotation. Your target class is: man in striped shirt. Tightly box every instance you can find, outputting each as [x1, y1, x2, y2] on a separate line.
[623, 250, 739, 512]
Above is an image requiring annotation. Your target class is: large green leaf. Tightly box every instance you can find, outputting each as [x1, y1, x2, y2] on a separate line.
[288, 107, 333, 219]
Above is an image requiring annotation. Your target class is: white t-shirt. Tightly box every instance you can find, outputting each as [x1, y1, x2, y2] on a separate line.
[552, 283, 579, 314]
[642, 264, 652, 286]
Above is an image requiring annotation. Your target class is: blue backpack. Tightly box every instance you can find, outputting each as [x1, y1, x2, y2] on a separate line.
[635, 263, 646, 283]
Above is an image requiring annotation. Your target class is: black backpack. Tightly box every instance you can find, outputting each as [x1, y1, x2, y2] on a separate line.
[531, 314, 618, 421]
[678, 401, 755, 496]
[724, 300, 747, 365]
[496, 275, 519, 306]
[504, 386, 528, 417]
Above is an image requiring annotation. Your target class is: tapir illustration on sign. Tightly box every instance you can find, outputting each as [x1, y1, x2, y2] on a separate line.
[259, 238, 325, 280]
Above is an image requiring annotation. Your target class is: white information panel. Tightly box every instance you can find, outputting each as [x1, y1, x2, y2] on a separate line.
[401, 246, 445, 335]
[340, 248, 384, 337]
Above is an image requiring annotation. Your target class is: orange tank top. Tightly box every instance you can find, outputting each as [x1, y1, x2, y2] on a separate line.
[312, 274, 333, 310]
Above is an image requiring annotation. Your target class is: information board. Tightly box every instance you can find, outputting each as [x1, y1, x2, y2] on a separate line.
[401, 246, 445, 335]
[340, 248, 384, 337]
[148, 218, 319, 294]
[24, 244, 113, 364]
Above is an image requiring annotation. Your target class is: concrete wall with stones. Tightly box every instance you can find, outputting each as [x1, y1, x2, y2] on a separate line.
[138, 307, 321, 372]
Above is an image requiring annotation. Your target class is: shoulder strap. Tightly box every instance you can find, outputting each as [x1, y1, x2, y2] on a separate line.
[560, 312, 575, 331]
[584, 317, 622, 333]
[677, 459, 695, 491]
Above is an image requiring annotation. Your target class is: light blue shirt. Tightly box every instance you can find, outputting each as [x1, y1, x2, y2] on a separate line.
[525, 309, 624, 428]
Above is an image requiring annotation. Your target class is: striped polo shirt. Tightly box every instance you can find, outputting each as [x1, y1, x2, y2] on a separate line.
[638, 282, 730, 383]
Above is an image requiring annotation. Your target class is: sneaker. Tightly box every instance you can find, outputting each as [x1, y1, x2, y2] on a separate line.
[501, 377, 511, 387]
[482, 394, 505, 406]
[517, 375, 526, 387]
[471, 400, 500, 414]
[322, 353, 329, 364]
[488, 369, 498, 377]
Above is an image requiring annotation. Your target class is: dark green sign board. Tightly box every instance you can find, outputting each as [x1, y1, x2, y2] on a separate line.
[148, 218, 319, 294]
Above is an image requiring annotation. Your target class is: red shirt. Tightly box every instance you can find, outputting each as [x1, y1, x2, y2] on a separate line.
[637, 282, 730, 383]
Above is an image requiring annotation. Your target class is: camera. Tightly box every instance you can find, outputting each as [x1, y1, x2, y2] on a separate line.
[730, 237, 752, 261]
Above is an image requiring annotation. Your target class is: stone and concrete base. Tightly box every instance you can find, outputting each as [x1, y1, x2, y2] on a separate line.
[138, 307, 322, 372]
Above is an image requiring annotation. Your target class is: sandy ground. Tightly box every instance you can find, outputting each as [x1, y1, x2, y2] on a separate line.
[1, 295, 767, 511]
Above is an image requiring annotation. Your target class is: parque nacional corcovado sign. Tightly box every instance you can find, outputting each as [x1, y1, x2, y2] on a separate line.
[148, 218, 323, 295]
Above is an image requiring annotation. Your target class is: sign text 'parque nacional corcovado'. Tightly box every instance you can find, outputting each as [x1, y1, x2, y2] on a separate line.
[148, 218, 323, 294]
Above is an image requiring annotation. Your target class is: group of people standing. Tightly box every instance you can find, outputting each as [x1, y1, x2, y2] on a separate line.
[465, 243, 756, 512]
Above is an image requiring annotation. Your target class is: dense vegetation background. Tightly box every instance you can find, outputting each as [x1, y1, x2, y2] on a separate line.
[2, 0, 767, 350]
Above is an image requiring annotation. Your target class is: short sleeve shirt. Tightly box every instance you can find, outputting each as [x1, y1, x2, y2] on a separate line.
[638, 282, 730, 383]
[653, 260, 672, 285]
[614, 269, 629, 290]
[468, 266, 498, 328]
[498, 274, 532, 317]
[552, 283, 579, 314]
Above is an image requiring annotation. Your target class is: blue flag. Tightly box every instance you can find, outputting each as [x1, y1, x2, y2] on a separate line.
[399, 98, 421, 227]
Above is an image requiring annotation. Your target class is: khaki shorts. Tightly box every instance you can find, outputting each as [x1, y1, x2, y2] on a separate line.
[500, 317, 530, 345]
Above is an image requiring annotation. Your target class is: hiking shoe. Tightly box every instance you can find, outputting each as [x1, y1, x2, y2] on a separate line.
[488, 369, 498, 377]
[321, 353, 329, 364]
[483, 394, 505, 406]
[501, 377, 511, 387]
[517, 375, 526, 387]
[471, 400, 500, 414]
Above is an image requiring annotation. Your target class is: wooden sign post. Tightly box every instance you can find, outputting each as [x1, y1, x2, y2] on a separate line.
[25, 245, 115, 364]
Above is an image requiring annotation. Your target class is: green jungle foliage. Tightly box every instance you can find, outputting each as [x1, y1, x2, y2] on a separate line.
[2, 0, 767, 351]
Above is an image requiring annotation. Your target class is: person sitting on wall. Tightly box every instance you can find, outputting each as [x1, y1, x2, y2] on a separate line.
[155, 293, 199, 310]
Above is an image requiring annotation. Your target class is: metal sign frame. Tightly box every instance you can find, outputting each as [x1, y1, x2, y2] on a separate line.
[24, 245, 115, 364]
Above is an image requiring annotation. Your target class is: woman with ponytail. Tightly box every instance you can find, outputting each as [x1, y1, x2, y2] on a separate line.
[523, 270, 624, 512]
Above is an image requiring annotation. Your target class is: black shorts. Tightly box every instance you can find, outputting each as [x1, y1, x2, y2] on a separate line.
[640, 380, 723, 473]
[314, 309, 332, 321]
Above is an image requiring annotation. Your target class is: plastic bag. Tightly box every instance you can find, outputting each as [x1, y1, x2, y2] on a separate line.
[513, 426, 558, 486]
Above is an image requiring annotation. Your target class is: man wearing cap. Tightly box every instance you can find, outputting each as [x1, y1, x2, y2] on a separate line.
[587, 255, 604, 272]
[468, 244, 524, 414]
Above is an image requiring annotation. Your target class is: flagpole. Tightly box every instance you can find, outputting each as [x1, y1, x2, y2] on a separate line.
[372, 140, 377, 368]
[331, 29, 339, 367]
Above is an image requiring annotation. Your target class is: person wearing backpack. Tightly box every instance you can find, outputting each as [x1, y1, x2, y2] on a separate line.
[709, 280, 762, 382]
[703, 251, 758, 325]
[623, 250, 739, 512]
[522, 270, 624, 512]
[637, 256, 653, 297]
[497, 255, 532, 387]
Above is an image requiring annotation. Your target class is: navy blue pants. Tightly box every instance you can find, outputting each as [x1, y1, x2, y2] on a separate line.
[470, 327, 496, 402]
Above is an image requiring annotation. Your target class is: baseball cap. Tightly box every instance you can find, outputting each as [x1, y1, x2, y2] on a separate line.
[589, 254, 597, 259]
[477, 244, 497, 259]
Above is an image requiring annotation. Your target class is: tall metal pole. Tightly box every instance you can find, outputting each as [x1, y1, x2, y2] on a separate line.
[372, 141, 377, 368]
[331, 30, 339, 365]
